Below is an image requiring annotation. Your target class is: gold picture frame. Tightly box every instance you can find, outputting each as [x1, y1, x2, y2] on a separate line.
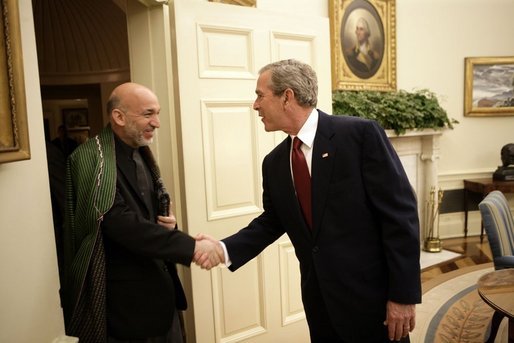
[464, 56, 514, 117]
[208, 0, 256, 7]
[329, 0, 396, 91]
[63, 108, 89, 129]
[0, 0, 29, 163]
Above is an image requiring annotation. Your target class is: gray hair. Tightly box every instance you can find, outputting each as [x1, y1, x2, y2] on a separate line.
[259, 59, 318, 107]
[356, 17, 370, 36]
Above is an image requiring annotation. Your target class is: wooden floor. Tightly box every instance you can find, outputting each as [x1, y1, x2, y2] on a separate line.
[420, 235, 493, 284]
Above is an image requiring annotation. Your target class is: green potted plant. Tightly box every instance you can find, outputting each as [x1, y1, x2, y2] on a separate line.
[332, 89, 458, 135]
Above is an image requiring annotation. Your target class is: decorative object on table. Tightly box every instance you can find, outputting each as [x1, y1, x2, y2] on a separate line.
[332, 89, 458, 135]
[493, 143, 514, 181]
[329, 0, 396, 92]
[464, 56, 514, 117]
[423, 186, 444, 252]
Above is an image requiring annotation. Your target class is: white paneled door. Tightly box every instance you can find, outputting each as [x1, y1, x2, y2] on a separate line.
[171, 0, 330, 341]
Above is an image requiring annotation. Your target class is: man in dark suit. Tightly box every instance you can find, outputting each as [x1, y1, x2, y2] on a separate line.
[63, 83, 222, 342]
[196, 59, 421, 342]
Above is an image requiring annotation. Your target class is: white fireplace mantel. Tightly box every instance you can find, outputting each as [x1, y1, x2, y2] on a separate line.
[386, 129, 443, 244]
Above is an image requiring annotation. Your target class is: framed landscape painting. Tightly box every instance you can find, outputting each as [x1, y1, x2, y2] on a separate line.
[464, 56, 514, 117]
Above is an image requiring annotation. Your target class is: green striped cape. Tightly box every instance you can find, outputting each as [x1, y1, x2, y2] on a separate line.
[63, 125, 117, 342]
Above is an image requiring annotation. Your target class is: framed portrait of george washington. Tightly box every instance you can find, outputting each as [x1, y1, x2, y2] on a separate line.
[0, 0, 30, 164]
[329, 0, 396, 91]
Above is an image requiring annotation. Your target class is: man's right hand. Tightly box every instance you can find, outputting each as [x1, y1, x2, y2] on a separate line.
[193, 234, 225, 270]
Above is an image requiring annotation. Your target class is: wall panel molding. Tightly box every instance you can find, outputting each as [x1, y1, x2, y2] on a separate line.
[278, 241, 305, 325]
[201, 100, 262, 221]
[211, 258, 267, 342]
[197, 24, 255, 79]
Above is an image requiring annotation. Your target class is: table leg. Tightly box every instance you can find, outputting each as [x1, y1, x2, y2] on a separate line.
[486, 311, 504, 343]
[509, 317, 514, 343]
[464, 188, 469, 238]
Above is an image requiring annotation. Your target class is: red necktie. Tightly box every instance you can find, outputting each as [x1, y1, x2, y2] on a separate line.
[292, 137, 312, 229]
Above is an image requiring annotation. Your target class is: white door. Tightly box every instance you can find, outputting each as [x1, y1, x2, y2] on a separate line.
[171, 1, 331, 341]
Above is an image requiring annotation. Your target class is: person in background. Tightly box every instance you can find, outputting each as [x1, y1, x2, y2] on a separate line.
[62, 82, 222, 343]
[196, 59, 421, 343]
[52, 124, 78, 158]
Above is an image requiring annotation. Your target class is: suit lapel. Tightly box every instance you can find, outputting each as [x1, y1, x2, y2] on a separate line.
[311, 112, 336, 238]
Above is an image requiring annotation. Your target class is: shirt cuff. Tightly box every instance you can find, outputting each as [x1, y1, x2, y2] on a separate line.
[219, 241, 232, 268]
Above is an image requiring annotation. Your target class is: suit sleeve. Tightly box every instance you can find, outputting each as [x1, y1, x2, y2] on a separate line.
[101, 187, 195, 266]
[223, 154, 285, 271]
[362, 121, 421, 304]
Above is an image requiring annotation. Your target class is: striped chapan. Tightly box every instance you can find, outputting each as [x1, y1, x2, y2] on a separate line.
[62, 126, 117, 342]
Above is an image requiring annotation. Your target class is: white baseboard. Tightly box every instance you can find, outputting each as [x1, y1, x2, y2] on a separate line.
[438, 211, 483, 239]
[438, 171, 494, 190]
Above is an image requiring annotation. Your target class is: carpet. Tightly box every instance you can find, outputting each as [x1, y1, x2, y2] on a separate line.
[412, 263, 509, 343]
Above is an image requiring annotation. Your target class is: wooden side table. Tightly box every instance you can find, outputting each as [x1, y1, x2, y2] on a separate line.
[477, 269, 514, 343]
[463, 178, 514, 240]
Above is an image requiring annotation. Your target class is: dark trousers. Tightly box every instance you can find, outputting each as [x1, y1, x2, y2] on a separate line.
[308, 304, 411, 343]
[107, 311, 183, 343]
[303, 273, 410, 343]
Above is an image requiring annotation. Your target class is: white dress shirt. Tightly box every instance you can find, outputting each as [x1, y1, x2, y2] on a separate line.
[220, 109, 319, 267]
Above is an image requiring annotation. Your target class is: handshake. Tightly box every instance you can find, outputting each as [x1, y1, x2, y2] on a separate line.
[193, 234, 225, 270]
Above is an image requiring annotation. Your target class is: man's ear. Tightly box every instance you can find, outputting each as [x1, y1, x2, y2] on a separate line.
[112, 109, 125, 126]
[284, 88, 294, 104]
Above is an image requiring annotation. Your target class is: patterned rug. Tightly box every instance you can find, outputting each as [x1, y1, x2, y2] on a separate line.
[412, 263, 509, 343]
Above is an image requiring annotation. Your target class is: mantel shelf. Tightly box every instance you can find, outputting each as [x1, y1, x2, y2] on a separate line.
[385, 128, 445, 138]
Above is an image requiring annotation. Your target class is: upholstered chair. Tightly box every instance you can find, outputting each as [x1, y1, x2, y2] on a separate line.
[478, 190, 514, 270]
[478, 190, 514, 343]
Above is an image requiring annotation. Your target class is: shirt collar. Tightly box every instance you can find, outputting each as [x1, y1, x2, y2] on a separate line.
[290, 108, 318, 148]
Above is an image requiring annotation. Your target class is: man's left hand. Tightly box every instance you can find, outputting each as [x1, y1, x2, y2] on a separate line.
[383, 300, 415, 341]
[157, 214, 177, 230]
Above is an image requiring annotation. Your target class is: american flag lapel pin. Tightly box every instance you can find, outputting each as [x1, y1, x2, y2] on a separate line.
[322, 153, 329, 158]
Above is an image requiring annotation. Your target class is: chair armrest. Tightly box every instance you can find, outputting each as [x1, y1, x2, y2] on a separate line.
[494, 256, 514, 270]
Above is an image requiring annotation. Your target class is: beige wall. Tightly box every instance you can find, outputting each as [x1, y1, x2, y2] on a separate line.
[215, 0, 514, 187]
[0, 0, 68, 342]
[395, 0, 514, 237]
[1, 0, 513, 341]
[397, 0, 514, 187]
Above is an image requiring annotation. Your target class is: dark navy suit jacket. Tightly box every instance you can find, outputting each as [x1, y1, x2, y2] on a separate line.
[223, 111, 421, 342]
